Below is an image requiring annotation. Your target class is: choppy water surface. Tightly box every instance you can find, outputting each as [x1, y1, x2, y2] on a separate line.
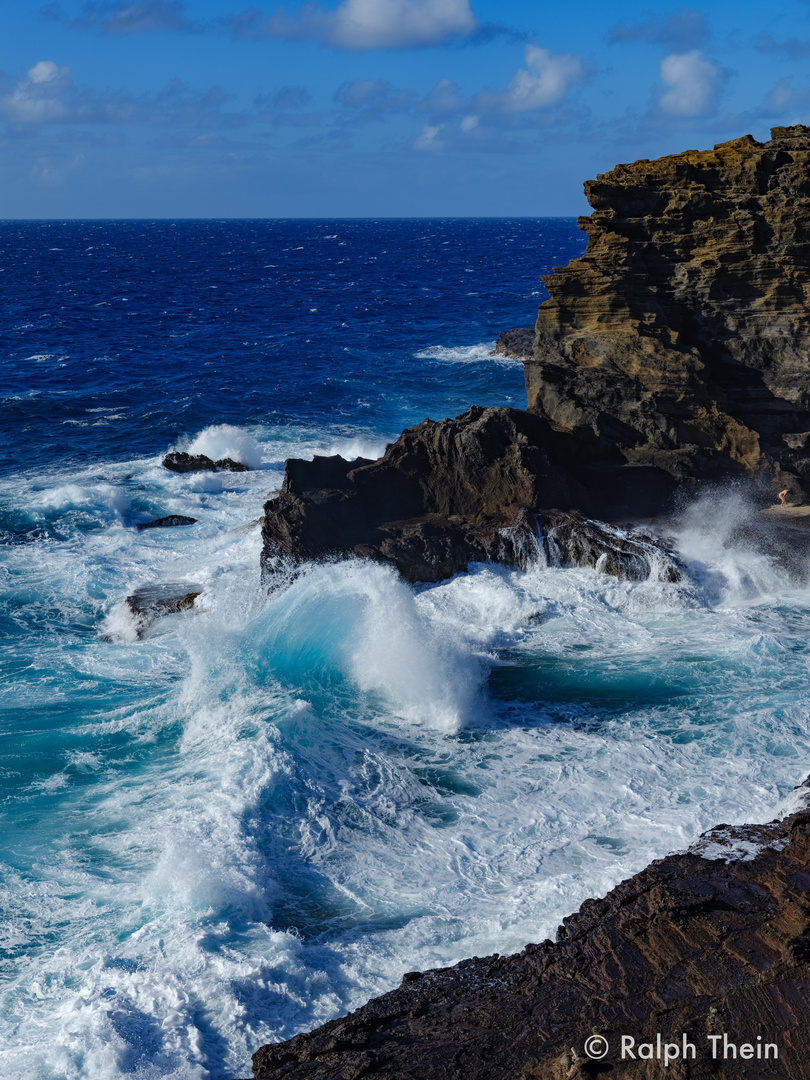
[2, 220, 810, 1080]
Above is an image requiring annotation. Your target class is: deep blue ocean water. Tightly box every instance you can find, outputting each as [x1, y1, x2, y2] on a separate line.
[3, 219, 810, 1080]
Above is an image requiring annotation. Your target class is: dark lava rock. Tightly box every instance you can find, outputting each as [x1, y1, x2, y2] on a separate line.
[136, 515, 198, 530]
[216, 457, 250, 472]
[125, 582, 202, 635]
[249, 780, 810, 1079]
[261, 407, 681, 585]
[528, 125, 810, 501]
[163, 451, 217, 473]
[492, 327, 535, 359]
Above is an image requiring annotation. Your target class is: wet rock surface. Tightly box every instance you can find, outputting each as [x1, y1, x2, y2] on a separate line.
[261, 407, 681, 585]
[163, 451, 218, 473]
[136, 514, 198, 530]
[248, 782, 810, 1080]
[124, 582, 202, 635]
[528, 125, 810, 499]
[162, 451, 251, 473]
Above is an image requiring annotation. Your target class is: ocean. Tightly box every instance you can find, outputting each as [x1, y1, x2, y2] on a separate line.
[2, 218, 810, 1080]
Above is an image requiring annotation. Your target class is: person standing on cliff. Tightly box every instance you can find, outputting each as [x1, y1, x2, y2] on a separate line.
[779, 488, 791, 506]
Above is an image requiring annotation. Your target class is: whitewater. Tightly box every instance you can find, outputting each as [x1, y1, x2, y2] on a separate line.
[2, 219, 810, 1080]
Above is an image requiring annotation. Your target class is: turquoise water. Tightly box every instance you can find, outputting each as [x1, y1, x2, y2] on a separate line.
[2, 220, 810, 1079]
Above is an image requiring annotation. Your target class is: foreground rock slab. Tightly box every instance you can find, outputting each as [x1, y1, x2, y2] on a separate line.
[249, 783, 810, 1079]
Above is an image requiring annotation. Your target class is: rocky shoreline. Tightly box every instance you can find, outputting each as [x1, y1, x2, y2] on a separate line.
[247, 778, 810, 1079]
[250, 127, 810, 1077]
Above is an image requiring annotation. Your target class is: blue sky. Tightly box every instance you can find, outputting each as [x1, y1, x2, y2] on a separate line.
[1, 0, 808, 216]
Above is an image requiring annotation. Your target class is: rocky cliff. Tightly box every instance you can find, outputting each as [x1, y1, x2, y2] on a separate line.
[248, 781, 810, 1079]
[528, 125, 810, 498]
[262, 127, 810, 585]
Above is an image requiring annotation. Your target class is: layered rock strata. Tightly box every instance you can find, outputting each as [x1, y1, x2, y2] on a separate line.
[261, 407, 682, 585]
[249, 782, 810, 1080]
[528, 125, 810, 499]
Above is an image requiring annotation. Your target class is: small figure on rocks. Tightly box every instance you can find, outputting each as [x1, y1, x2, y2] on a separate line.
[779, 488, 791, 507]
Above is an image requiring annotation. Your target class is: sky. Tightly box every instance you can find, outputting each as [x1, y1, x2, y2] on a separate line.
[1, 0, 809, 217]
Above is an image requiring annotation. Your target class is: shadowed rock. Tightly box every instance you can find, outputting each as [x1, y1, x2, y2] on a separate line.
[136, 515, 197, 530]
[492, 327, 535, 359]
[261, 407, 681, 585]
[163, 451, 217, 473]
[249, 780, 810, 1080]
[527, 125, 810, 500]
[216, 457, 250, 471]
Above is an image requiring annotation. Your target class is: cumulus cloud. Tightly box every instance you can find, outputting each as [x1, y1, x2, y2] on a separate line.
[0, 61, 71, 124]
[658, 49, 725, 117]
[609, 9, 707, 50]
[41, 1, 201, 34]
[475, 45, 587, 113]
[235, 0, 477, 50]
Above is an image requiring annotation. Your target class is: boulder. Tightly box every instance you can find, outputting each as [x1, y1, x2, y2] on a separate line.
[124, 582, 202, 636]
[162, 451, 216, 473]
[491, 327, 535, 359]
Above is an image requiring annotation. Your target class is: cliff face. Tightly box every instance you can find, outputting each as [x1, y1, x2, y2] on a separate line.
[528, 125, 810, 496]
[249, 782, 810, 1080]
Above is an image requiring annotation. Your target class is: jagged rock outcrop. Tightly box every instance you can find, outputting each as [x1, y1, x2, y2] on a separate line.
[124, 582, 202, 635]
[248, 781, 810, 1080]
[492, 327, 535, 360]
[262, 127, 810, 584]
[163, 451, 251, 473]
[527, 125, 810, 500]
[261, 407, 681, 585]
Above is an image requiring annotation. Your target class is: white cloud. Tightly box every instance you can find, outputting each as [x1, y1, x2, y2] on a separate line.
[0, 61, 71, 123]
[476, 45, 586, 114]
[460, 113, 478, 131]
[259, 0, 476, 50]
[413, 122, 444, 150]
[658, 50, 725, 117]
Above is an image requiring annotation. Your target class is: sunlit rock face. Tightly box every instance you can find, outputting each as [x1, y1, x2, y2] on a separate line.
[527, 125, 810, 498]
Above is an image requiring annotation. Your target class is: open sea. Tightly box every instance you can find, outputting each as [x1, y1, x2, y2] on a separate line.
[3, 218, 810, 1080]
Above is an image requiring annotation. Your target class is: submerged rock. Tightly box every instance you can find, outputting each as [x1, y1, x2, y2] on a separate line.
[249, 779, 810, 1079]
[124, 582, 202, 635]
[136, 515, 197, 530]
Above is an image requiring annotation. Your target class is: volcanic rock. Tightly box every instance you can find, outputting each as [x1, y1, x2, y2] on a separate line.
[527, 125, 810, 499]
[163, 451, 217, 473]
[136, 515, 198, 530]
[125, 582, 202, 635]
[492, 327, 535, 359]
[249, 780, 810, 1079]
[261, 408, 681, 585]
[216, 457, 250, 471]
